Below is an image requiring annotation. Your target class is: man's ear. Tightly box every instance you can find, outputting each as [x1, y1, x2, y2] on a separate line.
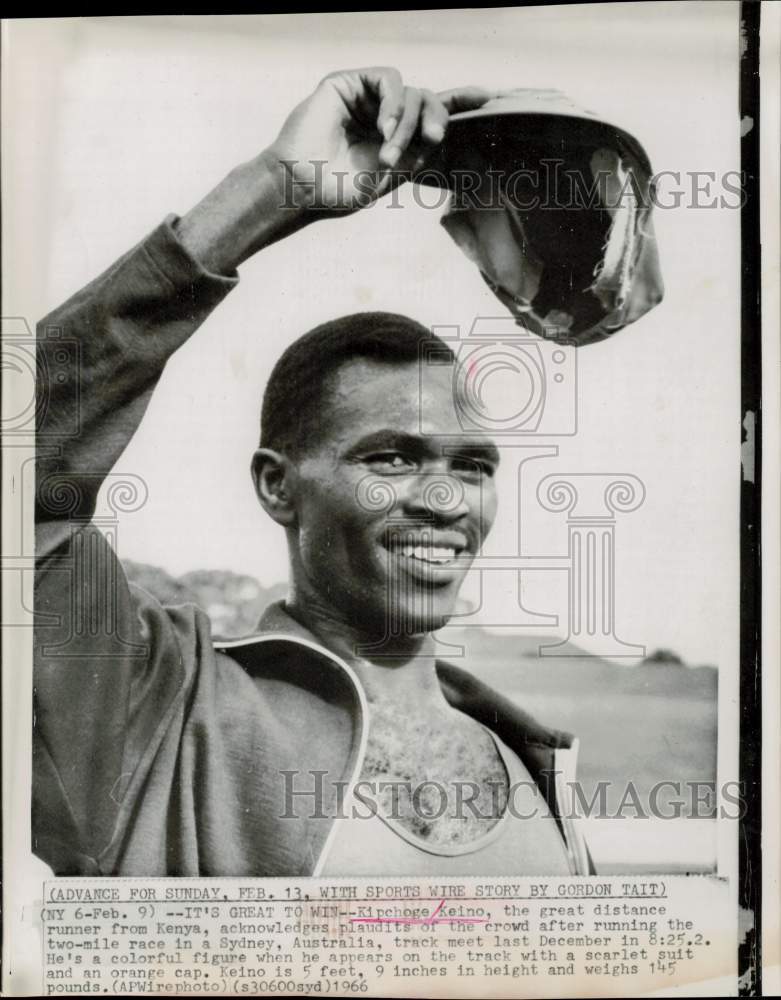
[251, 448, 297, 527]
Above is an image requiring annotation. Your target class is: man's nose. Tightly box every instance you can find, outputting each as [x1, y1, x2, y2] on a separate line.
[402, 472, 470, 522]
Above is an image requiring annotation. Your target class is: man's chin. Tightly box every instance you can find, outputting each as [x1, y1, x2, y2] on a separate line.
[384, 601, 456, 637]
[350, 580, 462, 640]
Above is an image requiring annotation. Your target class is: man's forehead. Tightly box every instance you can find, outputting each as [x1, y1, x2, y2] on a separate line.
[326, 355, 466, 437]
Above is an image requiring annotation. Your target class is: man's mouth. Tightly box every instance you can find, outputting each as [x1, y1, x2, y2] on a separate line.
[397, 543, 459, 565]
[382, 531, 470, 572]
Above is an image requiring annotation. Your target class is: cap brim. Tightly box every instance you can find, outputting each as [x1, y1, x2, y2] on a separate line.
[444, 92, 652, 175]
[448, 89, 602, 123]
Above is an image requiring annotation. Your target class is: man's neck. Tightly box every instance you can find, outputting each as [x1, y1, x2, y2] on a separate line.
[283, 592, 448, 708]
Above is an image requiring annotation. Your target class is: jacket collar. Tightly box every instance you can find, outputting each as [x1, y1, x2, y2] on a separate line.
[242, 600, 573, 753]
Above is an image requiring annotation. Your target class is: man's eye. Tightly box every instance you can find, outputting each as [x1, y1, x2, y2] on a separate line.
[451, 457, 495, 478]
[366, 452, 416, 473]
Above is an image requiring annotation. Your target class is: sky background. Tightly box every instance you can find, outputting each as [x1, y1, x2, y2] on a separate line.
[11, 5, 742, 669]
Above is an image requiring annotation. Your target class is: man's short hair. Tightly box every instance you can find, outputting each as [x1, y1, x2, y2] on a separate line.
[260, 311, 455, 456]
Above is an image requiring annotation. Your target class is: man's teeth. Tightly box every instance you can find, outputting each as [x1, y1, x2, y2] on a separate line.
[398, 544, 457, 564]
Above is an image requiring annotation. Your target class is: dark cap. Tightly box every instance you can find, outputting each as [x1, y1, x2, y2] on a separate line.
[420, 89, 663, 346]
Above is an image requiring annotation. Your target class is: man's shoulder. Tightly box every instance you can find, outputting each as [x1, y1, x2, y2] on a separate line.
[212, 625, 365, 719]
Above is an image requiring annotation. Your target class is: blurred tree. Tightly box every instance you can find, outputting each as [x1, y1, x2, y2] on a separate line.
[643, 648, 685, 666]
[122, 560, 285, 637]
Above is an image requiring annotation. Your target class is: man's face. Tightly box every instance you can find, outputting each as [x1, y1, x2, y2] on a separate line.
[288, 357, 499, 636]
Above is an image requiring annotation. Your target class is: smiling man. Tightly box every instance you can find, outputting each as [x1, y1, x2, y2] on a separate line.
[33, 67, 590, 877]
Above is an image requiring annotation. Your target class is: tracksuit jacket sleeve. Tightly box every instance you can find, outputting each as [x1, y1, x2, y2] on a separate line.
[33, 216, 238, 871]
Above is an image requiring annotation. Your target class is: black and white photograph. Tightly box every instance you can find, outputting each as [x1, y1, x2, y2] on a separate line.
[2, 6, 777, 997]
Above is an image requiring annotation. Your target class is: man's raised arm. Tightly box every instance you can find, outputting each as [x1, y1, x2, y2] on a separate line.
[34, 67, 465, 532]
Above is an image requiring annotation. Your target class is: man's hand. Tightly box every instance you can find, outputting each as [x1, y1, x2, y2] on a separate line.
[177, 68, 498, 272]
[268, 68, 499, 213]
